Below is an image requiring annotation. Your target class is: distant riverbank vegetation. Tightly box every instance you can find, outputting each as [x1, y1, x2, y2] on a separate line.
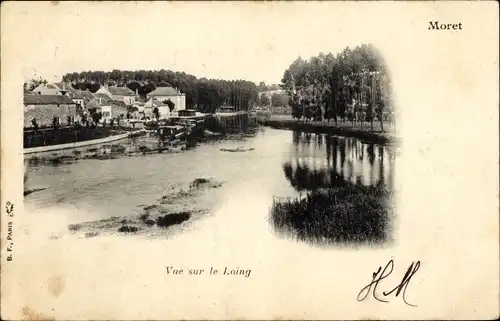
[280, 44, 394, 132]
[59, 70, 260, 114]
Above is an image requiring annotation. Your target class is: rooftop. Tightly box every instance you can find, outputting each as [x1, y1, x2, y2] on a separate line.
[95, 93, 113, 102]
[106, 86, 134, 96]
[80, 91, 96, 100]
[151, 100, 168, 107]
[147, 87, 181, 96]
[135, 96, 146, 103]
[24, 95, 76, 105]
[86, 98, 101, 110]
[63, 87, 84, 99]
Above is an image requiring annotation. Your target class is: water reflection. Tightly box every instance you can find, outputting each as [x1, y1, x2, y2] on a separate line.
[271, 131, 395, 247]
[285, 131, 395, 191]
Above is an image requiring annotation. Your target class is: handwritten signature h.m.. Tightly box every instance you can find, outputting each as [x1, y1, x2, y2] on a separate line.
[357, 259, 421, 307]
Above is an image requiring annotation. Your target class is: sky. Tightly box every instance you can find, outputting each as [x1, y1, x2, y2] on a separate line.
[3, 1, 391, 85]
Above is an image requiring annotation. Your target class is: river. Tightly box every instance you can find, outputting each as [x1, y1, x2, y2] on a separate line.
[25, 126, 395, 240]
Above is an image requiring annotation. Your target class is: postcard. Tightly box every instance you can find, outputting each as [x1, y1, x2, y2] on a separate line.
[1, 1, 498, 320]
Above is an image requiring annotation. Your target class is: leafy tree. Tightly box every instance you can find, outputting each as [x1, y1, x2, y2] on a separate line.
[91, 110, 102, 127]
[281, 43, 393, 130]
[31, 118, 39, 131]
[164, 99, 175, 112]
[258, 94, 271, 106]
[271, 93, 283, 107]
[126, 81, 142, 93]
[281, 69, 295, 94]
[52, 116, 60, 130]
[25, 77, 48, 91]
[139, 83, 156, 97]
[290, 96, 302, 121]
[153, 107, 160, 120]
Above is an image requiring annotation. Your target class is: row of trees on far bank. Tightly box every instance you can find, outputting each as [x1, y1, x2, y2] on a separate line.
[61, 70, 259, 113]
[281, 44, 394, 131]
[258, 92, 290, 107]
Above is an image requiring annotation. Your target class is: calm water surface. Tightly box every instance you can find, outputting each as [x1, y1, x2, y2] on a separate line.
[25, 127, 395, 234]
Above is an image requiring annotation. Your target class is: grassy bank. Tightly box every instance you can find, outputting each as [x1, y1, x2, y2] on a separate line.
[258, 115, 397, 145]
[269, 183, 392, 246]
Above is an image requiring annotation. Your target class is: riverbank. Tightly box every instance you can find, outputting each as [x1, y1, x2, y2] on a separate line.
[270, 183, 393, 247]
[258, 115, 398, 145]
[66, 177, 225, 238]
[24, 126, 141, 149]
[24, 129, 146, 156]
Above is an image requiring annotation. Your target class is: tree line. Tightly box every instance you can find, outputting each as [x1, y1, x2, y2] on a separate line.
[258, 92, 290, 107]
[61, 70, 259, 114]
[257, 82, 281, 92]
[281, 43, 394, 131]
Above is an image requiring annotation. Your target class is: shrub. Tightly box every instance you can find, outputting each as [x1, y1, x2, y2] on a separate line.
[269, 184, 391, 245]
[118, 225, 139, 233]
[156, 212, 191, 228]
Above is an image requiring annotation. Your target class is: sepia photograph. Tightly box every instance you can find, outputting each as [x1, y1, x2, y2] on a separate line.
[1, 1, 498, 320]
[23, 43, 396, 247]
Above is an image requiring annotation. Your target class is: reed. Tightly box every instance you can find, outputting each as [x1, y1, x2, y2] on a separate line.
[269, 184, 392, 245]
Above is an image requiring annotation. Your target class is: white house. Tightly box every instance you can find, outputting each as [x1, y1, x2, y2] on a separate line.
[95, 85, 135, 105]
[258, 89, 285, 99]
[101, 103, 128, 123]
[146, 87, 186, 111]
[133, 96, 146, 112]
[144, 98, 171, 119]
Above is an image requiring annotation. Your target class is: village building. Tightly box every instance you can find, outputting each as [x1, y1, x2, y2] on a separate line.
[144, 98, 171, 119]
[24, 94, 78, 128]
[146, 87, 186, 111]
[80, 90, 96, 101]
[94, 93, 113, 104]
[30, 82, 89, 109]
[100, 102, 128, 124]
[31, 83, 66, 96]
[95, 85, 135, 105]
[85, 98, 102, 113]
[62, 87, 85, 109]
[79, 90, 97, 111]
[257, 89, 286, 99]
[133, 96, 146, 112]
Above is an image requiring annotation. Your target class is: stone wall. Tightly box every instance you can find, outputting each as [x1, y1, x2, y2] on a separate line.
[24, 104, 78, 127]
